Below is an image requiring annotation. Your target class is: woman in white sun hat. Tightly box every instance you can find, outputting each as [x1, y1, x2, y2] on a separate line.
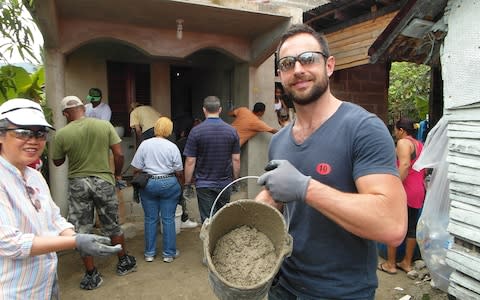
[0, 98, 121, 299]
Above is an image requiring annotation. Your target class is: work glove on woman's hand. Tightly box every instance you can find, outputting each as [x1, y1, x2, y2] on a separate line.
[75, 234, 122, 257]
[257, 160, 311, 203]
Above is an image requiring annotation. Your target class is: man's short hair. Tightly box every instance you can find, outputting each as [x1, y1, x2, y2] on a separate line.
[276, 23, 330, 58]
[203, 96, 221, 113]
[253, 102, 266, 113]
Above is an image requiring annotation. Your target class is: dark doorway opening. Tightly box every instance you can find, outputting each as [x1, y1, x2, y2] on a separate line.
[107, 61, 151, 136]
[170, 66, 193, 139]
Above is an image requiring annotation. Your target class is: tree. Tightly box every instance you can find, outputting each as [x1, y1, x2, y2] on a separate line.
[0, 0, 38, 64]
[1, 0, 43, 106]
[388, 61, 430, 124]
[0, 64, 45, 101]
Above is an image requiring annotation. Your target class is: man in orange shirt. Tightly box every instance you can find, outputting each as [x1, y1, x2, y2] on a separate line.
[228, 102, 278, 146]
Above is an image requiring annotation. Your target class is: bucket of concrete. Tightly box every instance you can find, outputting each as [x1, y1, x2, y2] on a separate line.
[201, 199, 292, 300]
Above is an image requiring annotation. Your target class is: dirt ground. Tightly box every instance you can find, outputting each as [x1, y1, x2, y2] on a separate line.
[57, 224, 449, 300]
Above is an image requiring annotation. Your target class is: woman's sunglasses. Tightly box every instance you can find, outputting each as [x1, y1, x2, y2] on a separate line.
[5, 128, 49, 141]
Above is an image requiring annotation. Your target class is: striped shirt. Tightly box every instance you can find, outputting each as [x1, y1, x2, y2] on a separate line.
[183, 117, 240, 188]
[0, 156, 74, 299]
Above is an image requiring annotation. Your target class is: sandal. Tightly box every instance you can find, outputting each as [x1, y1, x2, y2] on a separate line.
[377, 263, 397, 275]
[396, 263, 413, 273]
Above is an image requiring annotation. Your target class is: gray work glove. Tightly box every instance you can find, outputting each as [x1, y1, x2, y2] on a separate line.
[115, 179, 128, 190]
[257, 160, 311, 203]
[183, 184, 194, 199]
[75, 234, 122, 257]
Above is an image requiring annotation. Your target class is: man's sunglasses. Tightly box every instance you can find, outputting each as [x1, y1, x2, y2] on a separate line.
[277, 51, 328, 72]
[5, 128, 49, 141]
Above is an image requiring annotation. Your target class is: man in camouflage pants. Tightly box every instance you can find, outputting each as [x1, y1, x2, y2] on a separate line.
[52, 96, 137, 290]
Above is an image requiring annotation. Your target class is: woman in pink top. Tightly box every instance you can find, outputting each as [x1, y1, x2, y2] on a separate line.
[379, 117, 425, 276]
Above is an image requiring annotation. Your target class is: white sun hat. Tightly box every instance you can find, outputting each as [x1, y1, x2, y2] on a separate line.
[0, 98, 54, 129]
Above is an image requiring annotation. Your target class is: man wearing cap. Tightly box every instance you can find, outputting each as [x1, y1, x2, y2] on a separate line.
[0, 98, 121, 298]
[52, 96, 137, 290]
[85, 88, 112, 121]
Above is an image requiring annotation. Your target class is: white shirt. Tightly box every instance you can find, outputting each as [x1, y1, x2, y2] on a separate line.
[85, 102, 112, 121]
[131, 137, 183, 175]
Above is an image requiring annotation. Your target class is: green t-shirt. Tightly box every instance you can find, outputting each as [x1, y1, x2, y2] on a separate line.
[52, 117, 121, 185]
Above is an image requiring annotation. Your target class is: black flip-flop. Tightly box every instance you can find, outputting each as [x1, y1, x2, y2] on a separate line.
[377, 263, 397, 275]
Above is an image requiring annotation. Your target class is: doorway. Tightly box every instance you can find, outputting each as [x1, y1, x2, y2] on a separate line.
[170, 66, 194, 139]
[107, 61, 151, 136]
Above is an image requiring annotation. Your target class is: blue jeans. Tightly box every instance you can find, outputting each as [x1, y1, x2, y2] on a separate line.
[196, 187, 231, 223]
[140, 176, 180, 257]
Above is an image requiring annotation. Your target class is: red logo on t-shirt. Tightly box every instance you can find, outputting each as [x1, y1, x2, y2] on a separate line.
[316, 163, 331, 175]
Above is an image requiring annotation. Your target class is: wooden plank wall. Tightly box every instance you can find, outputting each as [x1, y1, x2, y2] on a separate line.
[326, 11, 397, 71]
[445, 107, 480, 299]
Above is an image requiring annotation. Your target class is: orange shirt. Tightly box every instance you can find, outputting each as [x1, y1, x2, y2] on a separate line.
[231, 107, 274, 146]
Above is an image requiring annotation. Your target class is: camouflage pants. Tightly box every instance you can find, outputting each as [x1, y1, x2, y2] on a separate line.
[67, 176, 122, 236]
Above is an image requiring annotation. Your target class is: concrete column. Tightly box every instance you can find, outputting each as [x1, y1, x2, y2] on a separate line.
[45, 48, 69, 217]
[245, 56, 277, 199]
[151, 61, 171, 116]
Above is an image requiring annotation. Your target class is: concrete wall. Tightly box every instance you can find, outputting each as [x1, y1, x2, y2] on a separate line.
[330, 63, 389, 123]
[45, 48, 68, 215]
[64, 42, 171, 115]
[244, 56, 279, 198]
[60, 19, 251, 64]
[150, 61, 171, 116]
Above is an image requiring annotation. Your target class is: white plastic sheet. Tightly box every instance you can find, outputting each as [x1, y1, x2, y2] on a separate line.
[413, 117, 454, 292]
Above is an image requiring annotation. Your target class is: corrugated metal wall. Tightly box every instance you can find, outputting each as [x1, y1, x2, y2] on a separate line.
[445, 108, 480, 299]
[442, 1, 480, 298]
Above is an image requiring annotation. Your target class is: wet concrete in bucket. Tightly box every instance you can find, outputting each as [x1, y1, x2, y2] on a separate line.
[212, 225, 276, 287]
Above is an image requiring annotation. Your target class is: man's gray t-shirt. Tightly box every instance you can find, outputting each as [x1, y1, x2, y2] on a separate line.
[268, 102, 398, 299]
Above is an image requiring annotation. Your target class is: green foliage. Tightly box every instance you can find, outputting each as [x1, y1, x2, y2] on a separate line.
[0, 0, 38, 64]
[1, 0, 44, 105]
[0, 64, 50, 127]
[0, 64, 44, 101]
[0, 64, 51, 133]
[388, 61, 430, 123]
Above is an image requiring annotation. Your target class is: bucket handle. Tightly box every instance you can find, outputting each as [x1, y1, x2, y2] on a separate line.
[208, 175, 260, 220]
[207, 175, 292, 232]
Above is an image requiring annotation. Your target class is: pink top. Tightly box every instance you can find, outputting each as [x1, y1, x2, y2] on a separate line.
[398, 136, 425, 209]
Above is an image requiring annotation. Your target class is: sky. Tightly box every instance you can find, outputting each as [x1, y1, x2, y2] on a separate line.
[0, 6, 43, 64]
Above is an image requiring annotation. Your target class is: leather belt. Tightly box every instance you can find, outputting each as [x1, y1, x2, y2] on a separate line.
[150, 174, 175, 179]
